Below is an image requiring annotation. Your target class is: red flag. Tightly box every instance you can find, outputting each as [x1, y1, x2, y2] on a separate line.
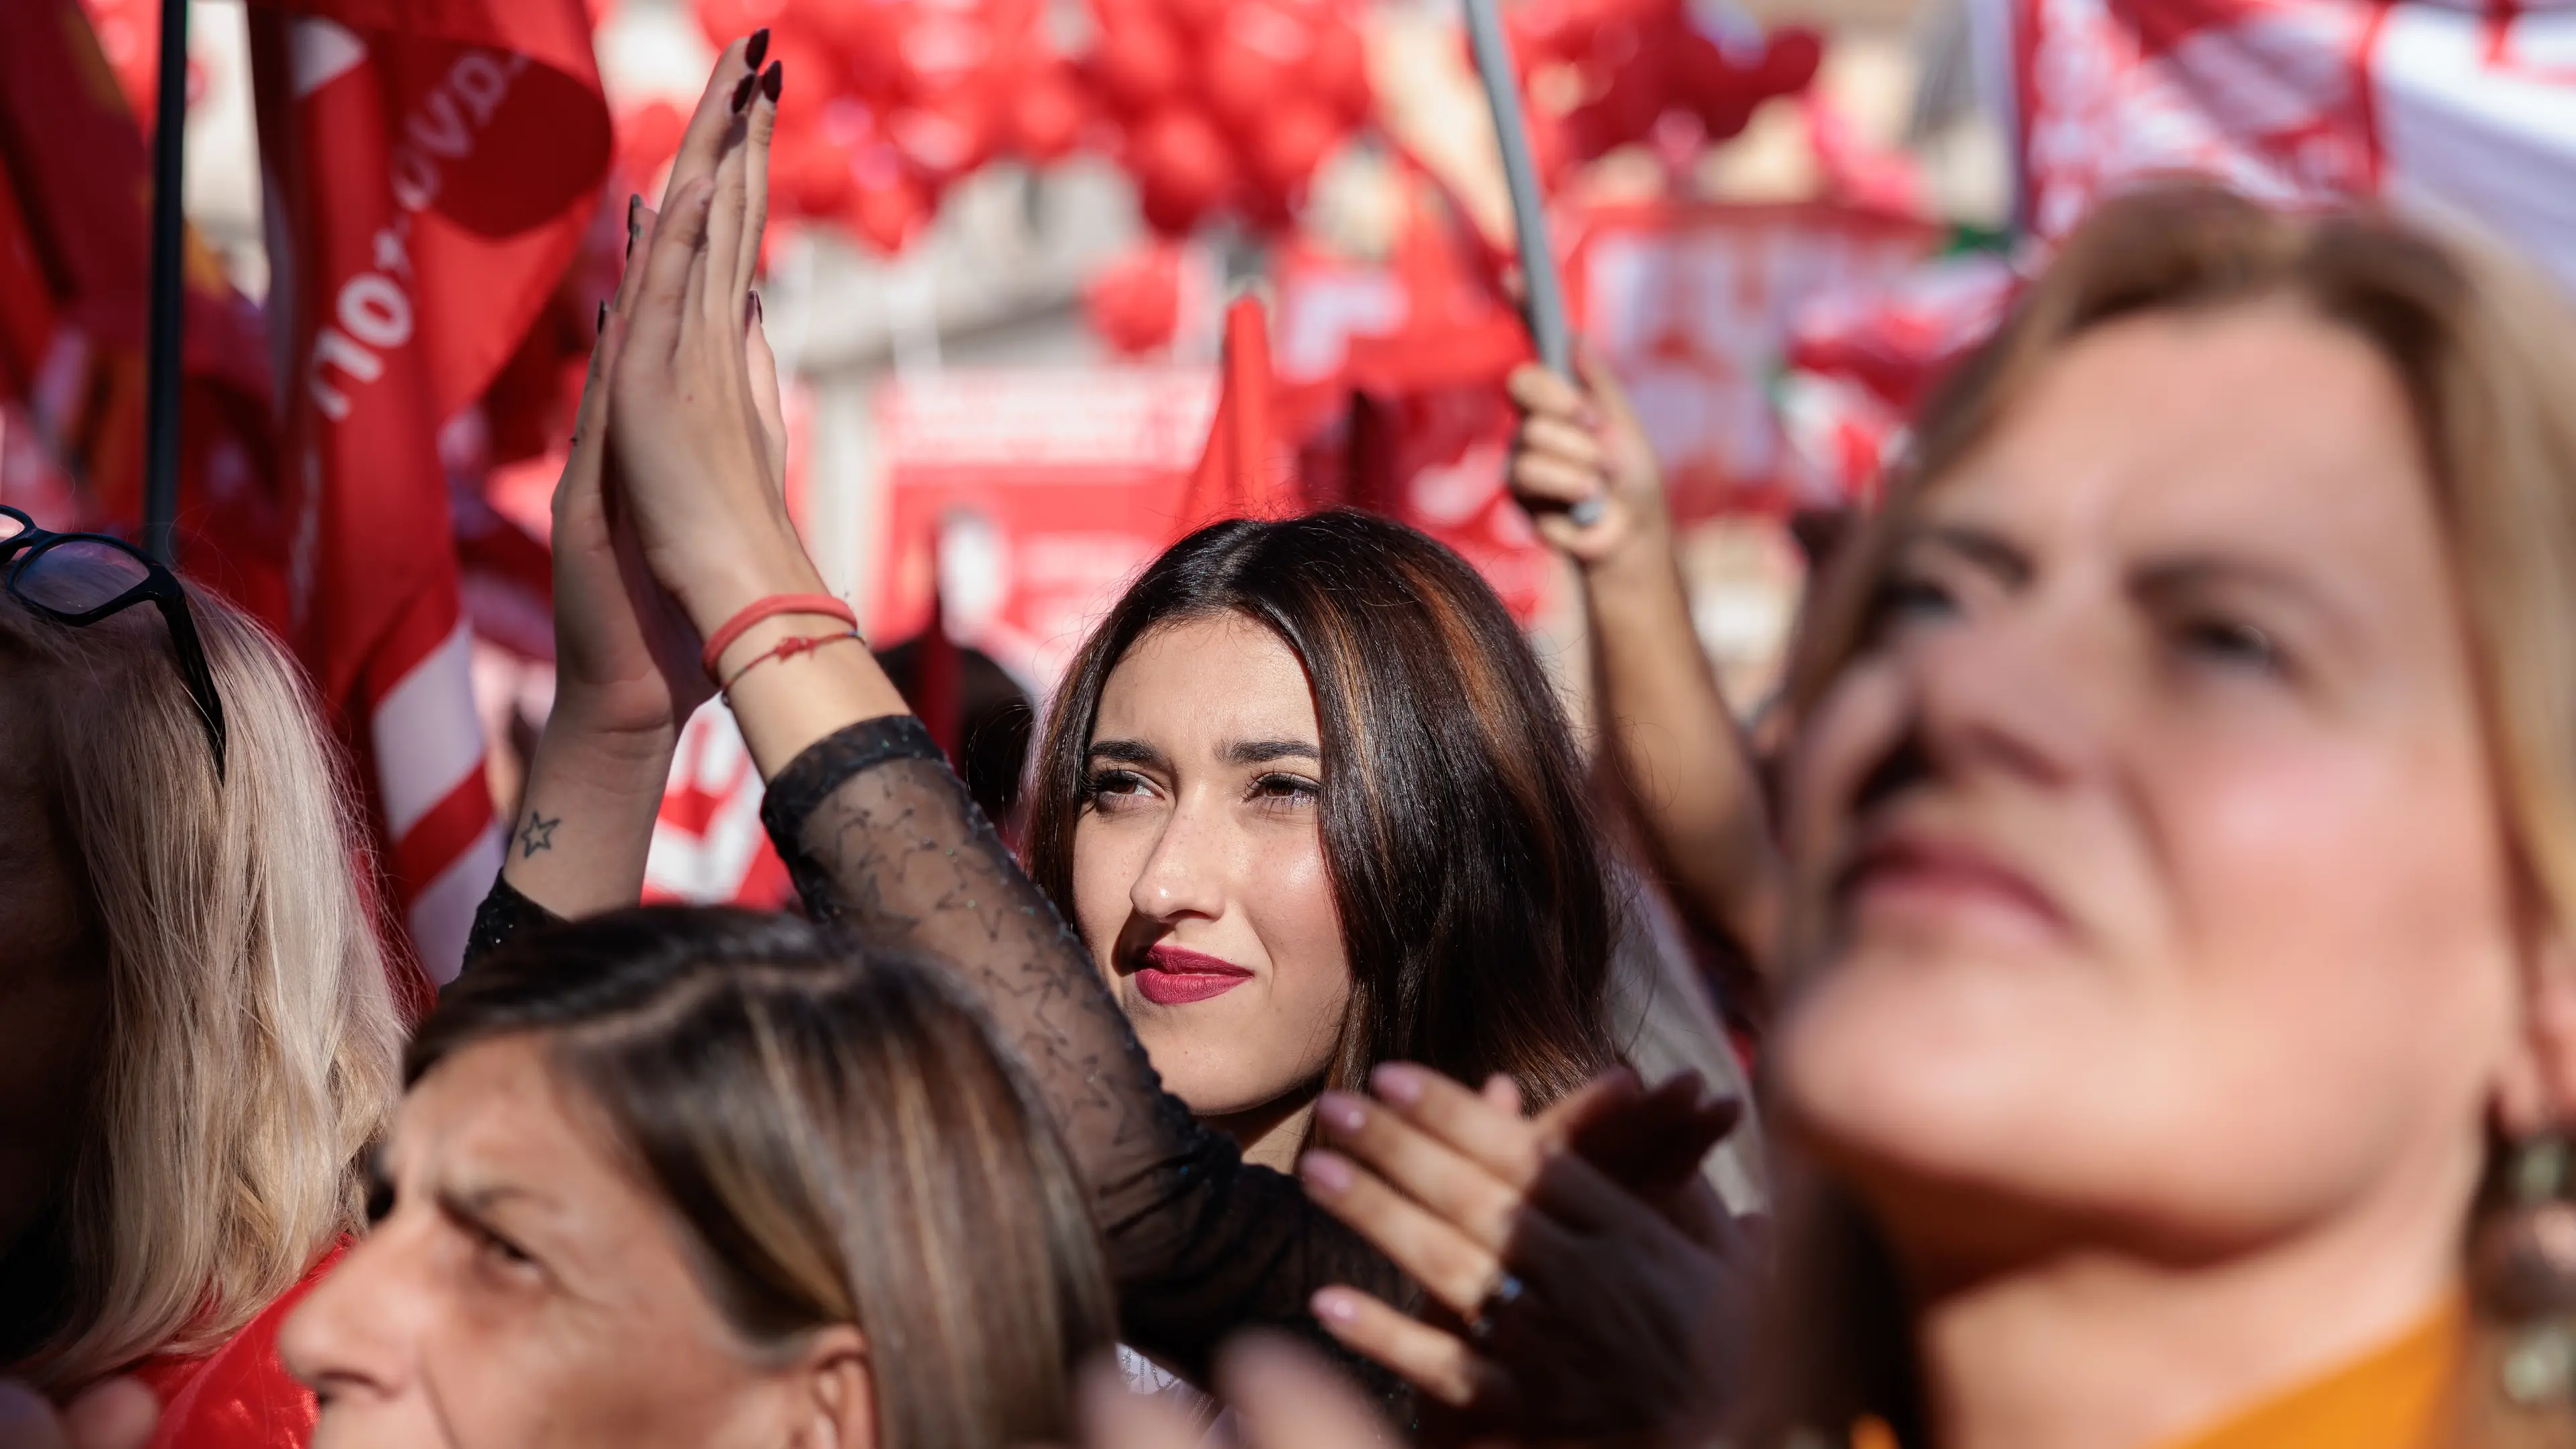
[0, 0, 285, 616]
[248, 0, 610, 986]
[1176, 296, 1305, 531]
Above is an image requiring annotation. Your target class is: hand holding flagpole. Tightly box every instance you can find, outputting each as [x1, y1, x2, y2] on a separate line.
[1462, 0, 1605, 529]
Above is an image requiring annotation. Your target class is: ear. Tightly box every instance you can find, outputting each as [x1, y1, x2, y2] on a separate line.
[2497, 921, 2576, 1138]
[782, 1326, 872, 1449]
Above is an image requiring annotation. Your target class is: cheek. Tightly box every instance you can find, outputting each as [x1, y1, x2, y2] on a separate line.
[432, 1280, 777, 1448]
[1246, 828, 1349, 1026]
[1070, 816, 1142, 960]
[2153, 729, 2521, 1120]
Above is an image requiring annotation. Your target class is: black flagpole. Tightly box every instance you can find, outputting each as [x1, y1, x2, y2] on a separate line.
[142, 0, 190, 565]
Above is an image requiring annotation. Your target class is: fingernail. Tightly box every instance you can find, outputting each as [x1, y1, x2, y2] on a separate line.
[1318, 1091, 1367, 1136]
[626, 195, 641, 257]
[596, 300, 606, 336]
[760, 60, 782, 103]
[1311, 1288, 1360, 1324]
[1299, 1150, 1353, 1195]
[745, 28, 769, 70]
[1371, 1063, 1424, 1106]
[749, 290, 763, 323]
[731, 71, 757, 113]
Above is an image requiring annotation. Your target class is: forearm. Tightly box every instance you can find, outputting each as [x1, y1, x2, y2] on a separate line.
[1583, 547, 1783, 963]
[500, 710, 681, 917]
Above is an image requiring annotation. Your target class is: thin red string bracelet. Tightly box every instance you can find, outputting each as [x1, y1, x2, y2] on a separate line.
[699, 593, 857, 682]
[717, 630, 865, 693]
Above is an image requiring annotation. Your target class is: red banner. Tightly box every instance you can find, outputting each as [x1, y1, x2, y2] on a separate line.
[249, 0, 606, 985]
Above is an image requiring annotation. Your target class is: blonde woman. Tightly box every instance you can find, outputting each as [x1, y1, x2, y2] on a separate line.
[1295, 184, 2576, 1449]
[282, 906, 1118, 1449]
[0, 518, 402, 1441]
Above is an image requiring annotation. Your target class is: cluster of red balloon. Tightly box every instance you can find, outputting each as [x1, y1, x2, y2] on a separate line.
[1503, 0, 1824, 177]
[657, 0, 1089, 253]
[1086, 0, 1374, 237]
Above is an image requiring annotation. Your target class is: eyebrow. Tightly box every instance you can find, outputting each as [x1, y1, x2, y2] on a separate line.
[1904, 521, 2034, 588]
[1087, 739, 1170, 771]
[1222, 739, 1322, 766]
[1087, 737, 1322, 769]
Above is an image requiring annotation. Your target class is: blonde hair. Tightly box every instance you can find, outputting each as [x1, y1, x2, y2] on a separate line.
[1, 572, 402, 1390]
[412, 908, 1119, 1449]
[1752, 184, 2576, 1446]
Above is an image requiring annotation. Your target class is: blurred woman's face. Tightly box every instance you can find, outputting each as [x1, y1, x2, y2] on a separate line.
[1072, 613, 1351, 1160]
[1776, 301, 2539, 1279]
[284, 1036, 869, 1449]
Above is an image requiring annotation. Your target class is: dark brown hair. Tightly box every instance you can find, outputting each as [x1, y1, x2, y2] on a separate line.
[410, 908, 1116, 1449]
[1750, 183, 2576, 1447]
[1024, 510, 1619, 1111]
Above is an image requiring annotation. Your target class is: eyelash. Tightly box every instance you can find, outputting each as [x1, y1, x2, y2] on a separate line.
[1082, 769, 1322, 814]
[1866, 571, 1960, 641]
[1085, 768, 1153, 814]
[2171, 614, 2286, 676]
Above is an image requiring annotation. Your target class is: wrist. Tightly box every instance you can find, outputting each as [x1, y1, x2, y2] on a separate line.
[532, 705, 684, 784]
[670, 537, 831, 642]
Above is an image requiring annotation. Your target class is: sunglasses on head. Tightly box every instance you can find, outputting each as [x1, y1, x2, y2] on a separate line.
[1, 506, 228, 779]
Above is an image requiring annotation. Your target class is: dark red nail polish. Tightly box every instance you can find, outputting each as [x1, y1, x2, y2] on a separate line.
[731, 71, 756, 113]
[745, 28, 769, 70]
[749, 291, 763, 324]
[759, 60, 782, 103]
[596, 301, 607, 336]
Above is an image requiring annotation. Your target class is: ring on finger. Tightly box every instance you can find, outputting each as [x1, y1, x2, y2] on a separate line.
[1468, 1271, 1525, 1342]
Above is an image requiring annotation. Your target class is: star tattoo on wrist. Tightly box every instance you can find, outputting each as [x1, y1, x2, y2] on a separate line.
[517, 811, 562, 860]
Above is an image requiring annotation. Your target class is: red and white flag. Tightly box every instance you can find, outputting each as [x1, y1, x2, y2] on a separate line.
[248, 0, 608, 991]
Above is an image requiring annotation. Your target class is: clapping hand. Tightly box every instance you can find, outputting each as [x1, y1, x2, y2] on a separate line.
[1297, 1065, 1759, 1445]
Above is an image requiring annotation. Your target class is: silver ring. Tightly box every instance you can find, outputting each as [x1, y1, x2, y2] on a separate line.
[1468, 1271, 1525, 1342]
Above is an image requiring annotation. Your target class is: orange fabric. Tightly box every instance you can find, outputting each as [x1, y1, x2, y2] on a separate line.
[2159, 1296, 2463, 1449]
[1847, 1295, 2463, 1449]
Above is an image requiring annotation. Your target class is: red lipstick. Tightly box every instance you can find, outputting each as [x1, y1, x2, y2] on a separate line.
[1133, 945, 1254, 1006]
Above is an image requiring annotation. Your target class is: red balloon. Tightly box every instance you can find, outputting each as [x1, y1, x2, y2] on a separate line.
[1157, 0, 1226, 36]
[615, 99, 689, 187]
[898, 12, 991, 99]
[1093, 16, 1185, 115]
[692, 0, 794, 52]
[1305, 22, 1371, 125]
[1758, 28, 1824, 97]
[847, 176, 932, 252]
[767, 30, 838, 130]
[1201, 29, 1293, 136]
[1083, 242, 1185, 355]
[773, 129, 855, 216]
[1132, 105, 1232, 235]
[1249, 99, 1338, 195]
[888, 87, 996, 184]
[1009, 67, 1088, 161]
[814, 1, 905, 93]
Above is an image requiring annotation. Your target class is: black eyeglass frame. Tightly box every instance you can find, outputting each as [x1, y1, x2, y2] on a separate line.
[1, 506, 229, 780]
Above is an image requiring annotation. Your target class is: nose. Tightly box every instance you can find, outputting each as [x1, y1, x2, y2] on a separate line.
[1128, 792, 1228, 926]
[1898, 598, 2101, 794]
[278, 1219, 420, 1408]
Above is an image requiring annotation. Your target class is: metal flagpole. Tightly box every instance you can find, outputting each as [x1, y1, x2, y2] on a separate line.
[142, 0, 190, 564]
[1460, 0, 1603, 527]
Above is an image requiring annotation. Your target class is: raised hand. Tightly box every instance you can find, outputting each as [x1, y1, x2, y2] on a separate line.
[1507, 358, 1674, 574]
[548, 193, 710, 745]
[608, 37, 820, 639]
[1296, 1064, 1758, 1444]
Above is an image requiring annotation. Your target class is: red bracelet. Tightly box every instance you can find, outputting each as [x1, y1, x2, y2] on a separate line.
[717, 630, 865, 692]
[700, 593, 857, 681]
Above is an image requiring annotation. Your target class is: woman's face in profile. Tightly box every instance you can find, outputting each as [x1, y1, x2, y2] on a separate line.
[1072, 612, 1352, 1144]
[1776, 300, 2544, 1273]
[283, 1036, 869, 1449]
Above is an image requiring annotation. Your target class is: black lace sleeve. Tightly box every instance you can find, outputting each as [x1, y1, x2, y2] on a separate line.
[761, 716, 1413, 1385]
[462, 874, 565, 972]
